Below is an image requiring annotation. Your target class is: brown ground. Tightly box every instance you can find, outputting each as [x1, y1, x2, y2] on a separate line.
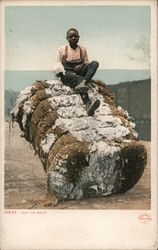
[4, 122, 151, 209]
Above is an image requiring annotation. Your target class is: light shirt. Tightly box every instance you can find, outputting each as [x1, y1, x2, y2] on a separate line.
[56, 44, 89, 64]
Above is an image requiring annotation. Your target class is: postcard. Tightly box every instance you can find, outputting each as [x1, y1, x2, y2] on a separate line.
[0, 0, 157, 249]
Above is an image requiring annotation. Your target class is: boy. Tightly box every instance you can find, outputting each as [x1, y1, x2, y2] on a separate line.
[55, 28, 100, 116]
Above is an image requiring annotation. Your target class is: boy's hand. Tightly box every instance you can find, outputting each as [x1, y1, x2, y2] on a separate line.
[74, 64, 83, 72]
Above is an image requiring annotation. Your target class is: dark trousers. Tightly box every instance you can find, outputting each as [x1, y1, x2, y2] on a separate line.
[61, 61, 99, 88]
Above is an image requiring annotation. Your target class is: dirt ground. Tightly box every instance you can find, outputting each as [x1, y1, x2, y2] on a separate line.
[4, 122, 151, 209]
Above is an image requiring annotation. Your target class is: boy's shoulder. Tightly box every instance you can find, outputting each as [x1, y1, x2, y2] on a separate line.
[79, 45, 87, 52]
[58, 44, 66, 51]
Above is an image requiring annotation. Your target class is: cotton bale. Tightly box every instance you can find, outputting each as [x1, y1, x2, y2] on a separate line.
[10, 79, 147, 202]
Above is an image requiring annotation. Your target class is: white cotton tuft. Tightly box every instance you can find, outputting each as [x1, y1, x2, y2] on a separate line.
[41, 134, 56, 154]
[54, 62, 65, 76]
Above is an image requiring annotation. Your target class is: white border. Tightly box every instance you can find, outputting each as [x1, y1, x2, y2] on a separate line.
[0, 0, 155, 6]
[0, 1, 157, 249]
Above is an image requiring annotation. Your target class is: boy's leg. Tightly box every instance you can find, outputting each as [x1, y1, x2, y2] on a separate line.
[77, 61, 99, 82]
[74, 61, 99, 92]
[78, 61, 100, 115]
[80, 93, 100, 116]
[61, 70, 100, 115]
[61, 70, 84, 88]
[61, 70, 88, 93]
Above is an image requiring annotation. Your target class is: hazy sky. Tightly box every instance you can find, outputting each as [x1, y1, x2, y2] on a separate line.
[5, 5, 151, 70]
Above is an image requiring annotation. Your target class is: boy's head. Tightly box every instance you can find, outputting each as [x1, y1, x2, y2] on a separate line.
[66, 28, 80, 47]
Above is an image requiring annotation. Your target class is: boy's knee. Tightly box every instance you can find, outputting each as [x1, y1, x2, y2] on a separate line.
[91, 61, 99, 69]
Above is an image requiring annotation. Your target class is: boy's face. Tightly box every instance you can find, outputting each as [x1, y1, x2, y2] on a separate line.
[66, 30, 80, 47]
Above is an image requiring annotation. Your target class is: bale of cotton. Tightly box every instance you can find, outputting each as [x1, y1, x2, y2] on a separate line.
[10, 79, 147, 202]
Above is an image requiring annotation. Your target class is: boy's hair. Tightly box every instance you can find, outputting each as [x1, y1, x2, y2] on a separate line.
[66, 28, 79, 36]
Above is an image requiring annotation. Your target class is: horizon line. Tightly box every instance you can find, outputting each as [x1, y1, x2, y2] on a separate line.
[5, 68, 151, 72]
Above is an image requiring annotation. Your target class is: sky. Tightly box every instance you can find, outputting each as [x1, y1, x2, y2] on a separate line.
[5, 5, 151, 70]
